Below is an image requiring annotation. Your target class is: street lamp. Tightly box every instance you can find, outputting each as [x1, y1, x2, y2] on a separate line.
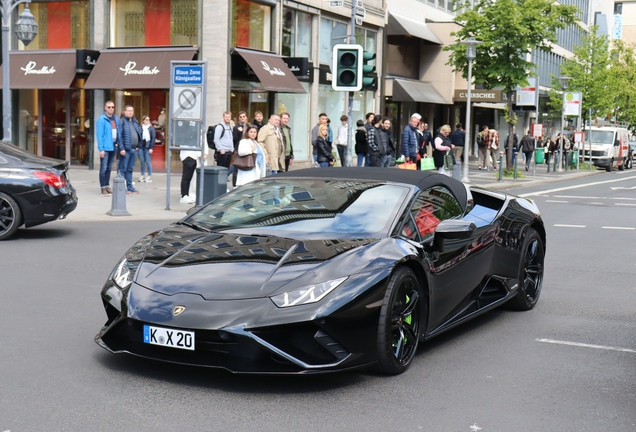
[557, 75, 571, 172]
[460, 37, 483, 183]
[2, 0, 38, 142]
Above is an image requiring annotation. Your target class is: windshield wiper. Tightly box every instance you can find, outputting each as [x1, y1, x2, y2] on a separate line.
[177, 220, 211, 233]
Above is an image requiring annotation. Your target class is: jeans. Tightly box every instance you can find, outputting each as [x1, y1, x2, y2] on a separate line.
[336, 145, 347, 166]
[319, 161, 331, 167]
[523, 151, 533, 168]
[357, 153, 370, 167]
[381, 155, 391, 167]
[137, 148, 152, 176]
[118, 148, 137, 191]
[369, 154, 382, 167]
[99, 150, 116, 188]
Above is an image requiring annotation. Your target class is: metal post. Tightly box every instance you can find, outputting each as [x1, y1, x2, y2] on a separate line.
[498, 151, 503, 181]
[461, 58, 473, 183]
[513, 149, 518, 179]
[345, 2, 357, 168]
[558, 110, 565, 172]
[588, 107, 592, 171]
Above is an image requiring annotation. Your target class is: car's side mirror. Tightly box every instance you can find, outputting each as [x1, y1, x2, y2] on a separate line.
[433, 219, 476, 252]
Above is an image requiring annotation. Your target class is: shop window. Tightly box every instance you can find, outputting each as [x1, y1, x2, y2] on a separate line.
[112, 0, 198, 47]
[282, 8, 312, 58]
[232, 0, 272, 51]
[19, 1, 89, 50]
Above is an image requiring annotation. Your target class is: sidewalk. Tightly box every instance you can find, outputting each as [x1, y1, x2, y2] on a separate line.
[64, 160, 601, 222]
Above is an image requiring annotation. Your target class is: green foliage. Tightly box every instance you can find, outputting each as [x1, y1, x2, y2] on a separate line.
[446, 0, 579, 125]
[501, 168, 524, 178]
[608, 40, 636, 128]
[545, 27, 612, 121]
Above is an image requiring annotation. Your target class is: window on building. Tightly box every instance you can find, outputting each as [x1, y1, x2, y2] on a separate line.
[112, 0, 198, 47]
[282, 8, 312, 58]
[19, 1, 89, 50]
[232, 0, 272, 51]
[319, 18, 347, 64]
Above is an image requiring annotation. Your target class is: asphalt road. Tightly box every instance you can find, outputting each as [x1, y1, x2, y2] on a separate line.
[1, 171, 635, 432]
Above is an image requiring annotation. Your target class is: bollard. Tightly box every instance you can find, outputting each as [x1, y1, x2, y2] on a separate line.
[498, 151, 504, 181]
[513, 150, 518, 180]
[106, 174, 131, 216]
[553, 151, 558, 172]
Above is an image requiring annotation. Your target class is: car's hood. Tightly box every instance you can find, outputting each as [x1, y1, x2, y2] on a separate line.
[133, 224, 379, 300]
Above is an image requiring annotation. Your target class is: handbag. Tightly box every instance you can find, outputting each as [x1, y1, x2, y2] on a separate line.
[233, 150, 256, 171]
[397, 162, 417, 170]
[443, 153, 454, 170]
[420, 157, 435, 171]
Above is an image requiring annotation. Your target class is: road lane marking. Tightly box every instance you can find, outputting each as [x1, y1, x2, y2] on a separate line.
[553, 195, 602, 199]
[615, 203, 636, 206]
[602, 226, 635, 230]
[537, 338, 636, 354]
[610, 185, 636, 190]
[587, 202, 605, 205]
[520, 174, 636, 197]
[554, 224, 586, 228]
[546, 200, 569, 203]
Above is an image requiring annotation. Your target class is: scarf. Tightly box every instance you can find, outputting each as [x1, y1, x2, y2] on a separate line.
[142, 124, 151, 142]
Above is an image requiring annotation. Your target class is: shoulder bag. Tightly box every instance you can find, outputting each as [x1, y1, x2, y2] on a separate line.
[233, 149, 256, 171]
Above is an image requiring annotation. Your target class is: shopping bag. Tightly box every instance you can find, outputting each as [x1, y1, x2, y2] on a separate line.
[443, 153, 454, 170]
[397, 162, 417, 170]
[420, 157, 435, 171]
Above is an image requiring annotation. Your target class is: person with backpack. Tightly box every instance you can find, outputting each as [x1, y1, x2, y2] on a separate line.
[209, 111, 234, 169]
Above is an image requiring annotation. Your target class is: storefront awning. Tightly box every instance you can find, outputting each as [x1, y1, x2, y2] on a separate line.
[233, 48, 306, 93]
[83, 46, 198, 89]
[0, 51, 79, 89]
[387, 13, 443, 45]
[392, 79, 449, 104]
[473, 102, 507, 110]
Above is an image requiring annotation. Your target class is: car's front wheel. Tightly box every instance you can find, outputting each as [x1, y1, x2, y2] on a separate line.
[0, 192, 21, 240]
[509, 228, 544, 311]
[376, 267, 425, 374]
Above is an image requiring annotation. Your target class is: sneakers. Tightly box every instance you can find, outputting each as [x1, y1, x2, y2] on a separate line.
[138, 176, 145, 182]
[180, 195, 195, 204]
[145, 176, 152, 183]
[101, 187, 111, 196]
[126, 188, 140, 194]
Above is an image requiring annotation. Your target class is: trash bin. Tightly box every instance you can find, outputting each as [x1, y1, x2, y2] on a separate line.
[566, 151, 578, 167]
[196, 166, 228, 205]
[534, 148, 545, 164]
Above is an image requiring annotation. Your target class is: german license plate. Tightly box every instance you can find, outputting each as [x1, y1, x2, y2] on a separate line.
[143, 325, 195, 351]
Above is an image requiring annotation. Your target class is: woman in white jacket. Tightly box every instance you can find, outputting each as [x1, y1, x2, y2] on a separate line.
[236, 125, 267, 186]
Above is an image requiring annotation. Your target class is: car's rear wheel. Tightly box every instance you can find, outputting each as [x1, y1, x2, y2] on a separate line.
[606, 159, 613, 172]
[509, 228, 544, 311]
[376, 267, 424, 374]
[626, 156, 633, 170]
[619, 158, 625, 171]
[0, 192, 21, 240]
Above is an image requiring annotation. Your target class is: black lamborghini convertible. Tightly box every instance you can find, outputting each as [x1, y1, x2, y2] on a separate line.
[96, 168, 545, 374]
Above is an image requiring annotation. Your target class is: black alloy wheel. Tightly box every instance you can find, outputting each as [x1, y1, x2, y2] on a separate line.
[0, 192, 21, 240]
[509, 228, 544, 311]
[376, 267, 425, 374]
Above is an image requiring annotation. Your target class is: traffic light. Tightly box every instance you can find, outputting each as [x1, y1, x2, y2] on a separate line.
[332, 44, 363, 91]
[362, 51, 377, 90]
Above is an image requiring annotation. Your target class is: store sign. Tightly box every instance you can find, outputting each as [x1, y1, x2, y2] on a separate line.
[20, 61, 56, 75]
[119, 61, 160, 76]
[454, 89, 507, 103]
[319, 65, 333, 85]
[283, 57, 309, 79]
[76, 50, 100, 73]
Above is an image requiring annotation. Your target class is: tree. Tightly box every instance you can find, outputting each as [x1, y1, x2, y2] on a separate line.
[608, 40, 636, 130]
[446, 0, 579, 170]
[546, 27, 612, 127]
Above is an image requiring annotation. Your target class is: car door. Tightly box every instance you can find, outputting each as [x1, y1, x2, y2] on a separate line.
[400, 185, 490, 333]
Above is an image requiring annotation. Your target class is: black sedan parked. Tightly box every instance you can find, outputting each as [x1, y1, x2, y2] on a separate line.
[0, 141, 77, 240]
[96, 168, 545, 375]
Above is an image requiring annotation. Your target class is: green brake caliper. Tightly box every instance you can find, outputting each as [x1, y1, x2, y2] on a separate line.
[403, 294, 412, 344]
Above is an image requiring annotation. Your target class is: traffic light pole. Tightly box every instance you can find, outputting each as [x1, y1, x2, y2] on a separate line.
[345, 4, 357, 168]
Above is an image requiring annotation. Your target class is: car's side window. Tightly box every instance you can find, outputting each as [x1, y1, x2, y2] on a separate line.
[406, 186, 462, 240]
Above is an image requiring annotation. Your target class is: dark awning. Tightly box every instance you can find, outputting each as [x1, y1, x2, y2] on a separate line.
[84, 46, 198, 89]
[392, 79, 449, 104]
[387, 13, 443, 45]
[0, 51, 79, 89]
[233, 48, 306, 93]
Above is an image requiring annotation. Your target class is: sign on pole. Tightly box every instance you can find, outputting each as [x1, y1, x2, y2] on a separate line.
[516, 77, 537, 106]
[563, 92, 582, 117]
[531, 123, 544, 138]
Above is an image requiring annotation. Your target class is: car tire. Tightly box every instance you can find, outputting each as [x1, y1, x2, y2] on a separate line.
[509, 228, 544, 311]
[606, 159, 613, 172]
[0, 192, 22, 240]
[626, 156, 633, 170]
[619, 158, 625, 171]
[376, 267, 425, 375]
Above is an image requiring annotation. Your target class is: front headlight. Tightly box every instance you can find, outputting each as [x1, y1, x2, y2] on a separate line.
[109, 257, 135, 290]
[270, 277, 348, 308]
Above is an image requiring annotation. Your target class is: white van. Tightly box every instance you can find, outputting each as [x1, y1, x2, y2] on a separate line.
[580, 126, 632, 172]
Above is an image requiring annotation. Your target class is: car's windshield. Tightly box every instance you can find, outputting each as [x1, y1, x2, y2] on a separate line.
[585, 130, 615, 144]
[187, 179, 410, 239]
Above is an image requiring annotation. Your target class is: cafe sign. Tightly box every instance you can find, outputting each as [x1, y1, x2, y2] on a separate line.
[454, 89, 508, 103]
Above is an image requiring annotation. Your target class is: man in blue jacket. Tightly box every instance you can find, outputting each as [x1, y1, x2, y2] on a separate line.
[401, 113, 421, 164]
[96, 101, 119, 196]
[117, 105, 142, 194]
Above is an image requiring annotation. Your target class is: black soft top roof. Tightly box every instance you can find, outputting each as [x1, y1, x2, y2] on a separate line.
[275, 167, 468, 211]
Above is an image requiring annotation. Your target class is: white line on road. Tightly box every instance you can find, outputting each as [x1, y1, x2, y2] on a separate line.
[553, 195, 602, 199]
[536, 338, 636, 354]
[519, 175, 636, 197]
[602, 226, 636, 230]
[545, 200, 569, 203]
[554, 224, 586, 228]
[587, 202, 605, 205]
[615, 203, 636, 206]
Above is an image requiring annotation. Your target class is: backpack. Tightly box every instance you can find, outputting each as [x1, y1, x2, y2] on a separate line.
[476, 133, 485, 147]
[206, 124, 225, 150]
